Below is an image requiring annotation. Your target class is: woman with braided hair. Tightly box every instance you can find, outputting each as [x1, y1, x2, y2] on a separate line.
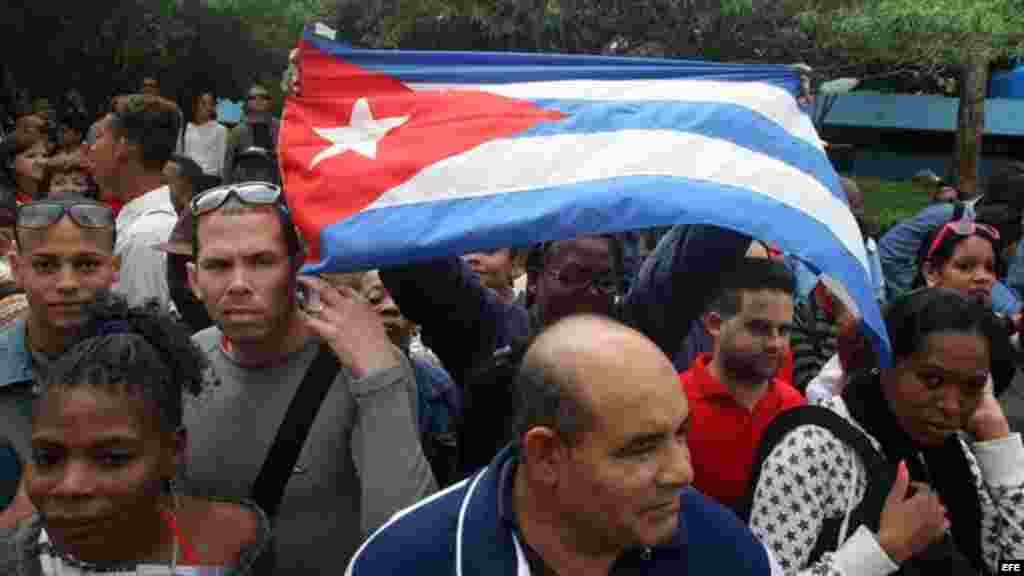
[0, 294, 273, 574]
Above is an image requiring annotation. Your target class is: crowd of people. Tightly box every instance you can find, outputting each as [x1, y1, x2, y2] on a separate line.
[0, 68, 1020, 576]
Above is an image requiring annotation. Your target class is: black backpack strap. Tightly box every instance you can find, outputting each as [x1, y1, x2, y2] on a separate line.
[741, 405, 886, 515]
[739, 405, 895, 564]
[250, 343, 341, 518]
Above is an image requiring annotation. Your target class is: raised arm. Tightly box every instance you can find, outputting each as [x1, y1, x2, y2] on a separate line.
[298, 277, 437, 535]
[621, 224, 751, 358]
[379, 258, 529, 386]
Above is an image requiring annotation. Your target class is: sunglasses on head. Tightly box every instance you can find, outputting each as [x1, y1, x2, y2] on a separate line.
[190, 181, 285, 216]
[925, 219, 1000, 262]
[248, 93, 270, 100]
[16, 201, 114, 231]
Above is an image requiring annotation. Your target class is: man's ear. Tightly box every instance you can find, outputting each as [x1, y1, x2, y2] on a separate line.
[111, 254, 121, 285]
[702, 311, 724, 340]
[520, 427, 568, 488]
[512, 251, 529, 278]
[114, 135, 139, 165]
[8, 253, 23, 290]
[187, 261, 202, 302]
[922, 261, 941, 288]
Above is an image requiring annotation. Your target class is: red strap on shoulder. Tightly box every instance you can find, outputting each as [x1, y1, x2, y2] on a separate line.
[161, 508, 201, 565]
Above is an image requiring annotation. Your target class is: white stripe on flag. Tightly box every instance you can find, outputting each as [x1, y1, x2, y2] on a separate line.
[368, 129, 868, 273]
[410, 80, 823, 149]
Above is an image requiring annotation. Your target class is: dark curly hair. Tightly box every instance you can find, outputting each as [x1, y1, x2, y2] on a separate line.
[39, 293, 208, 432]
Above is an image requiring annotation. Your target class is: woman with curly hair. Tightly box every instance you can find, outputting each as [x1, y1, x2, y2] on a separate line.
[0, 295, 274, 574]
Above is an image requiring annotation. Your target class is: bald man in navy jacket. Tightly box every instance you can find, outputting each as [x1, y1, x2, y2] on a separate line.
[346, 316, 782, 576]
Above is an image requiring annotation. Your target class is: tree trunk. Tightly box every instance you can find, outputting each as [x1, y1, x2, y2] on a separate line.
[953, 55, 988, 198]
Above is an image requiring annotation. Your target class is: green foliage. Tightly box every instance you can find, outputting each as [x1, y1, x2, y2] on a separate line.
[377, 0, 556, 49]
[205, 0, 334, 52]
[852, 176, 931, 235]
[355, 0, 817, 64]
[793, 0, 1024, 66]
[0, 0, 286, 121]
[380, 0, 491, 47]
[720, 0, 755, 18]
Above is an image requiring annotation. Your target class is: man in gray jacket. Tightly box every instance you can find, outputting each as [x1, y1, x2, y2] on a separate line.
[183, 182, 436, 570]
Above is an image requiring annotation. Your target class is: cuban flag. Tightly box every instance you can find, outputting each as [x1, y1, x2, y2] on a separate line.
[280, 26, 891, 364]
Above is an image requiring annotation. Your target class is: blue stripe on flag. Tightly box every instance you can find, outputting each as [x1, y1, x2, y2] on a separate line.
[303, 175, 890, 366]
[521, 99, 842, 201]
[304, 33, 800, 96]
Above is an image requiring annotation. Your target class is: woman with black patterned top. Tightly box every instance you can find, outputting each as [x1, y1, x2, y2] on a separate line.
[747, 289, 1024, 576]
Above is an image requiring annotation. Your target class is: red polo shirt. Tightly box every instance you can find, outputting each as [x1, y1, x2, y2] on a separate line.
[679, 353, 805, 511]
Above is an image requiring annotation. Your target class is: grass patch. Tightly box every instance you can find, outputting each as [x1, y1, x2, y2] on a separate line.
[851, 176, 932, 236]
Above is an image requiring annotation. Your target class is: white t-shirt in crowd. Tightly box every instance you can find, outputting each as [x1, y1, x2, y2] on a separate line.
[114, 185, 177, 309]
[183, 120, 228, 176]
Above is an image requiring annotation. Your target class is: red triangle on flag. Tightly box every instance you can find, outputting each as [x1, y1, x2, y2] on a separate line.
[280, 40, 565, 263]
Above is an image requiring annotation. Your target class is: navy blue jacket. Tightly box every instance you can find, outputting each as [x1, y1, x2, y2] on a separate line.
[345, 444, 779, 576]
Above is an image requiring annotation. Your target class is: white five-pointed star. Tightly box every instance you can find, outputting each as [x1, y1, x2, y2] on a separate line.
[310, 97, 410, 167]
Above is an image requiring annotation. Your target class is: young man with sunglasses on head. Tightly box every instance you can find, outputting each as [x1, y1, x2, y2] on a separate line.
[222, 86, 279, 183]
[86, 94, 180, 309]
[0, 197, 119, 527]
[183, 182, 436, 569]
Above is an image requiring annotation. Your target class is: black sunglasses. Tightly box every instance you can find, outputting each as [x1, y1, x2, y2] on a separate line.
[17, 201, 114, 231]
[191, 182, 285, 216]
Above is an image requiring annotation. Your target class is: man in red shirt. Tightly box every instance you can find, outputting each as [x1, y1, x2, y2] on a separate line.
[679, 257, 805, 512]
